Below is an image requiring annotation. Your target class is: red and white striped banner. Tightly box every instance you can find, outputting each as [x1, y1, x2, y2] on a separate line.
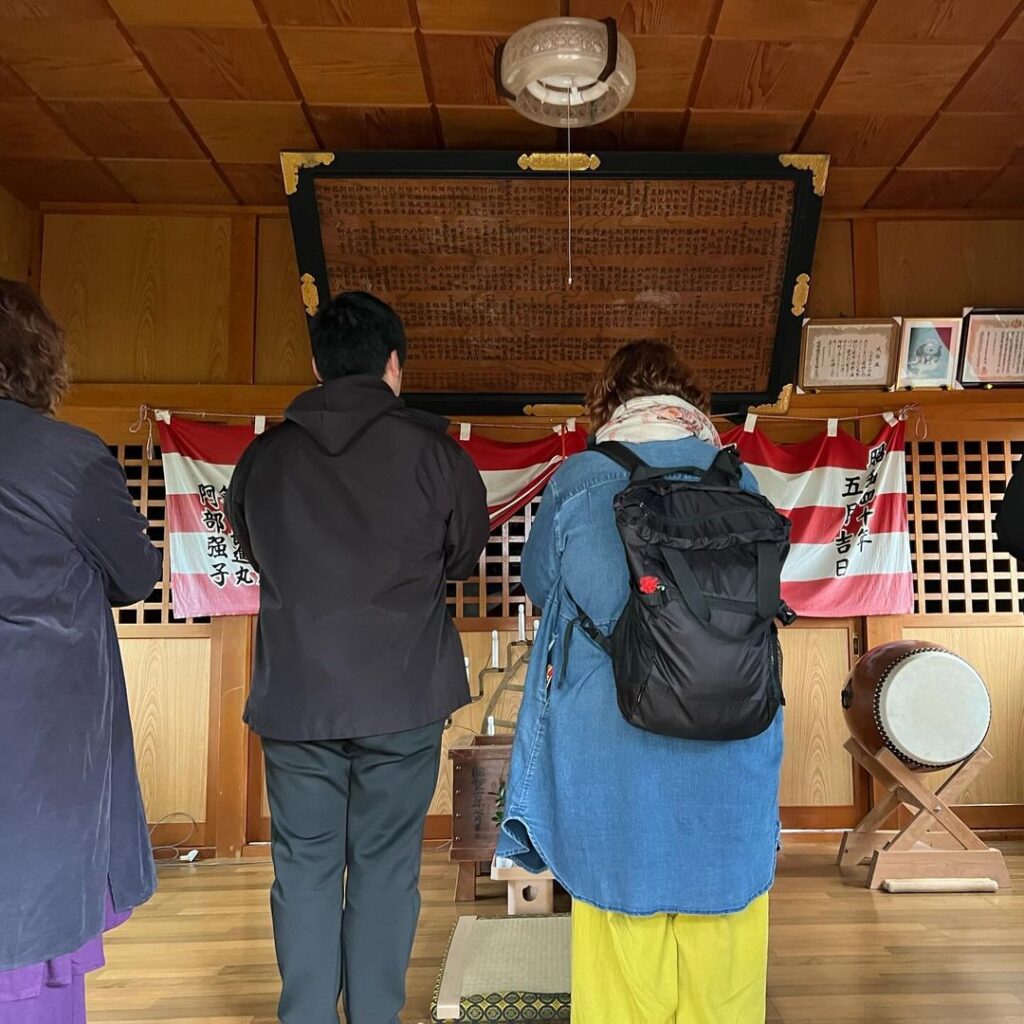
[157, 416, 261, 619]
[456, 424, 588, 529]
[722, 417, 913, 617]
[157, 416, 587, 618]
[158, 411, 908, 620]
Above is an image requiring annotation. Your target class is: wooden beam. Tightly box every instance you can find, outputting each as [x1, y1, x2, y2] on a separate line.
[61, 383, 1024, 424]
[41, 202, 290, 218]
[64, 383, 307, 414]
[208, 616, 252, 859]
[823, 208, 1024, 221]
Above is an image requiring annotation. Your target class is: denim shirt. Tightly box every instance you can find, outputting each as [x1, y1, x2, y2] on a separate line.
[497, 437, 784, 917]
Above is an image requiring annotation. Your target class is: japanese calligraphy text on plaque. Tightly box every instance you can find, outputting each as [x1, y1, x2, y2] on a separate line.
[312, 176, 797, 398]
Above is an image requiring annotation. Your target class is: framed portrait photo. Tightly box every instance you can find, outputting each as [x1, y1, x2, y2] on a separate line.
[959, 309, 1024, 387]
[896, 318, 961, 389]
[798, 318, 900, 392]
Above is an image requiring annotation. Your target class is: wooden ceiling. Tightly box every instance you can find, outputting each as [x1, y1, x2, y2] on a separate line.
[1, 0, 1023, 210]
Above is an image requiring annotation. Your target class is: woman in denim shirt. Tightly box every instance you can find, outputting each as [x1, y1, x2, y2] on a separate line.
[498, 342, 783, 1024]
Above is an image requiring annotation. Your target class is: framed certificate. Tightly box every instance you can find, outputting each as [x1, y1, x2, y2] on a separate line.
[896, 318, 961, 389]
[959, 309, 1024, 387]
[798, 319, 900, 392]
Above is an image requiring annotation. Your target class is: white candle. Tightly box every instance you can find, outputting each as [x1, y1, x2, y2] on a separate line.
[532, 619, 540, 641]
[491, 629, 499, 666]
[517, 605, 526, 641]
[464, 656, 470, 680]
[486, 715, 495, 736]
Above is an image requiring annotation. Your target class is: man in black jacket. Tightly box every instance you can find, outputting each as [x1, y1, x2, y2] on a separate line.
[227, 291, 489, 1024]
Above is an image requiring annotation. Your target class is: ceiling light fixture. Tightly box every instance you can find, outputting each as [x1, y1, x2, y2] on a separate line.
[494, 17, 636, 127]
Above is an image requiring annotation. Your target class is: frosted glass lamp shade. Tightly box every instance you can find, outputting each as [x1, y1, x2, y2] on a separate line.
[495, 17, 636, 128]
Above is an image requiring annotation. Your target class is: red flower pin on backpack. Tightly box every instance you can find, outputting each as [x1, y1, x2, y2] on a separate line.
[638, 575, 662, 595]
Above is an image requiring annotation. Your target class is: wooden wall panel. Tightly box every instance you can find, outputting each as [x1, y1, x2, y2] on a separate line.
[254, 216, 310, 385]
[877, 219, 1024, 316]
[120, 637, 211, 823]
[901, 626, 1024, 805]
[40, 214, 234, 383]
[807, 217, 855, 317]
[0, 183, 35, 282]
[778, 625, 855, 808]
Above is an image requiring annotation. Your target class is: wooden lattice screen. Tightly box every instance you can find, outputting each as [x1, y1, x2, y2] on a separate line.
[906, 439, 1024, 615]
[111, 443, 208, 626]
[114, 439, 1024, 627]
[447, 498, 541, 624]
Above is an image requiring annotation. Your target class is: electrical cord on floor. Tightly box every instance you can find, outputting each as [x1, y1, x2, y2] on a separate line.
[149, 811, 200, 865]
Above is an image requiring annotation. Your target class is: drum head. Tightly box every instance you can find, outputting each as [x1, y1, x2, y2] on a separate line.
[878, 651, 991, 768]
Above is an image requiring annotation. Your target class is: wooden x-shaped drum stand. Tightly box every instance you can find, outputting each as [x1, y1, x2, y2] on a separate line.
[837, 737, 1011, 890]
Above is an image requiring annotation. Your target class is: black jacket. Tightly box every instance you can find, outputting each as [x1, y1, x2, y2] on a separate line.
[227, 377, 489, 740]
[995, 454, 1024, 564]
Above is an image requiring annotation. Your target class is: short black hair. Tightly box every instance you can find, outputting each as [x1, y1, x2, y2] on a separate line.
[310, 291, 407, 381]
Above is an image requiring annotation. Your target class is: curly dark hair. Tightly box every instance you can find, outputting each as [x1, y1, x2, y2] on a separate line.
[587, 341, 710, 430]
[0, 278, 68, 414]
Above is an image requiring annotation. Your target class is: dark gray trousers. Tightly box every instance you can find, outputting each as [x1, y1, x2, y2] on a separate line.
[262, 721, 444, 1024]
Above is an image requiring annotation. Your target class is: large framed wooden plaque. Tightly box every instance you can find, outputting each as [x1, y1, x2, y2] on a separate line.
[283, 150, 827, 415]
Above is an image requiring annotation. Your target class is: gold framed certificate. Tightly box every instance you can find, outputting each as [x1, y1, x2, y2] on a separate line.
[959, 309, 1024, 387]
[798, 319, 900, 392]
[896, 317, 962, 389]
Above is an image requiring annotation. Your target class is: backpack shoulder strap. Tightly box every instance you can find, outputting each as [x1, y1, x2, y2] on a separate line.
[591, 441, 648, 476]
[701, 445, 744, 487]
[594, 440, 711, 483]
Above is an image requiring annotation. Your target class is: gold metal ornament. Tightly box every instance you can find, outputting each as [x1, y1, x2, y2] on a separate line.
[517, 153, 601, 172]
[300, 273, 319, 317]
[749, 384, 794, 416]
[778, 154, 830, 197]
[791, 273, 811, 316]
[280, 151, 336, 196]
[524, 403, 587, 418]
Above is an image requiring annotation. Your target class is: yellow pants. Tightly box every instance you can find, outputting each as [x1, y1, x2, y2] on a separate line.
[570, 894, 769, 1024]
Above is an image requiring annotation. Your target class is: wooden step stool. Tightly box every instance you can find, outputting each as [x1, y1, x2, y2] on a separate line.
[491, 856, 556, 916]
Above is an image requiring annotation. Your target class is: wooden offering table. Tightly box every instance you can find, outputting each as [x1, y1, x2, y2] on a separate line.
[449, 736, 512, 902]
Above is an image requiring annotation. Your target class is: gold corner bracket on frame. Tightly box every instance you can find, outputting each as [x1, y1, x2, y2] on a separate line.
[300, 273, 319, 317]
[280, 151, 336, 196]
[518, 153, 601, 173]
[748, 385, 794, 416]
[791, 272, 811, 316]
[778, 153, 830, 197]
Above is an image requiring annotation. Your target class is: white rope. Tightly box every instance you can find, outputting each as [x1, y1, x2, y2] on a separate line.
[566, 87, 573, 288]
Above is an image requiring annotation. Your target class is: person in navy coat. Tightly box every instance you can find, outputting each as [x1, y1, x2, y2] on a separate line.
[0, 278, 162, 1021]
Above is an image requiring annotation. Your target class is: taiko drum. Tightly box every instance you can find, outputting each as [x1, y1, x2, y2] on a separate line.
[841, 640, 991, 773]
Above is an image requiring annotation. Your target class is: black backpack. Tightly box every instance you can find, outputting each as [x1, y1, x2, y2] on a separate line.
[568, 442, 795, 742]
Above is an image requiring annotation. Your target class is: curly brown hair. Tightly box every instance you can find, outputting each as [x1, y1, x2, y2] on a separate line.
[587, 341, 710, 430]
[0, 278, 68, 414]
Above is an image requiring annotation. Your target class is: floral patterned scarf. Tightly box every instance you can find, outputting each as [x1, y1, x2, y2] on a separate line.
[594, 395, 721, 448]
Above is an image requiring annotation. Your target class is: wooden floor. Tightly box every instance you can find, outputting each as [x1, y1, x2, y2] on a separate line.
[87, 842, 1024, 1024]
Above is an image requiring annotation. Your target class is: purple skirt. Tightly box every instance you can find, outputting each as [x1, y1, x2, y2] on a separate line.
[0, 889, 130, 1024]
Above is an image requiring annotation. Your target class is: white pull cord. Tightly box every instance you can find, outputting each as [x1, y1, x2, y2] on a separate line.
[566, 87, 574, 288]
